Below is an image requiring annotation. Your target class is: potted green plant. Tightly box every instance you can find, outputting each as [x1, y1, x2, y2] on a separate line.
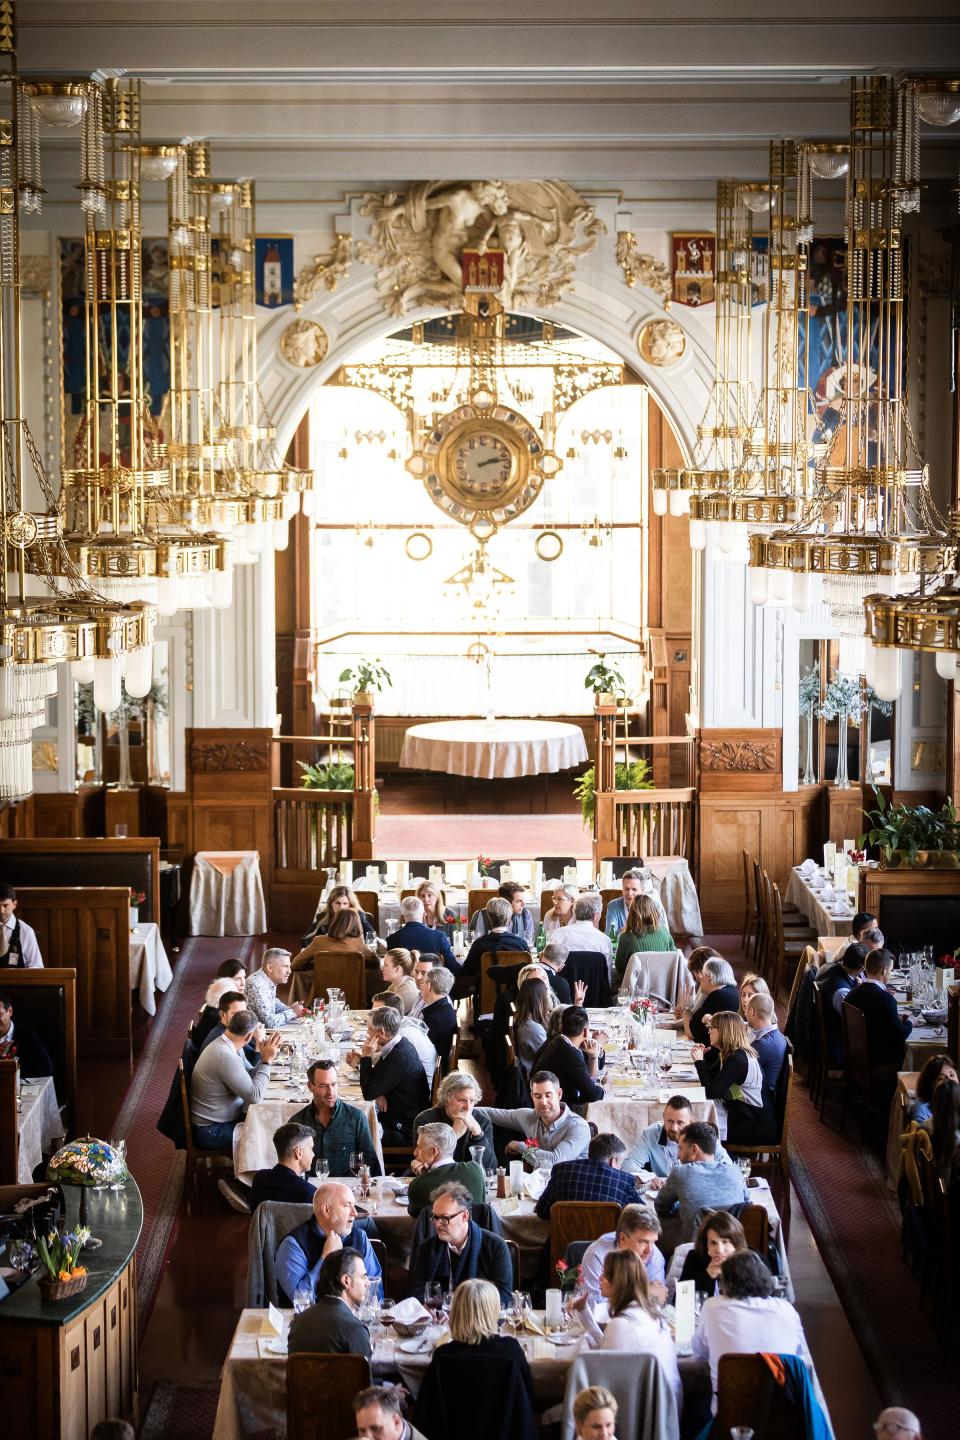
[584, 655, 630, 707]
[860, 788, 959, 868]
[574, 759, 654, 826]
[338, 659, 392, 705]
[297, 759, 355, 790]
[36, 1224, 91, 1301]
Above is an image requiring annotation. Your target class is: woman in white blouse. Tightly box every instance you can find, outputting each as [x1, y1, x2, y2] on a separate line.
[569, 1249, 681, 1411]
[543, 883, 578, 937]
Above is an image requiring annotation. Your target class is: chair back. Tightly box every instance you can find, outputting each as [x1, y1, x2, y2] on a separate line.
[753, 860, 768, 971]
[504, 1236, 520, 1290]
[352, 890, 380, 932]
[430, 1055, 442, 1105]
[178, 1057, 196, 1156]
[246, 1199, 313, 1306]
[563, 1239, 591, 1269]
[737, 1202, 770, 1255]
[311, 950, 365, 1010]
[841, 999, 873, 1105]
[786, 946, 817, 1030]
[948, 982, 959, 1064]
[560, 1350, 679, 1440]
[769, 878, 787, 997]
[286, 1352, 371, 1440]
[562, 951, 612, 1008]
[0, 966, 78, 1132]
[468, 889, 496, 925]
[715, 1353, 807, 1439]
[742, 849, 756, 947]
[812, 979, 831, 1074]
[536, 856, 576, 878]
[0, 1060, 19, 1185]
[549, 1200, 620, 1270]
[610, 856, 645, 879]
[479, 950, 511, 1018]
[599, 887, 620, 931]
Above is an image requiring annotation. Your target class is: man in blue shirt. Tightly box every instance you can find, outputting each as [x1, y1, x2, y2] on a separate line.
[579, 1203, 668, 1304]
[276, 1180, 382, 1305]
[622, 1096, 693, 1177]
[387, 897, 456, 969]
[604, 867, 668, 937]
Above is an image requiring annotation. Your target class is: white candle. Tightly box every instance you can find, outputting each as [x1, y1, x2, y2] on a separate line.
[545, 1288, 564, 1329]
[429, 865, 443, 885]
[509, 1160, 525, 1196]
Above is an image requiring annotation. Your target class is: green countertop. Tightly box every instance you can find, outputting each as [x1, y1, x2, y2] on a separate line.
[0, 1176, 143, 1327]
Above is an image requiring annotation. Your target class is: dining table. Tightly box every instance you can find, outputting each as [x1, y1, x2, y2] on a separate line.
[129, 921, 173, 1017]
[784, 865, 855, 937]
[15, 1074, 64, 1184]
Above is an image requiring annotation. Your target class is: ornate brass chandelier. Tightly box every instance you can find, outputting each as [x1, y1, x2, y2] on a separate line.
[0, 4, 152, 798]
[748, 76, 953, 643]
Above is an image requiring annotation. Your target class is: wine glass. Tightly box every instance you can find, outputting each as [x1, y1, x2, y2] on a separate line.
[730, 1430, 755, 1440]
[737, 1158, 752, 1183]
[349, 1152, 363, 1180]
[293, 1276, 315, 1314]
[424, 1281, 443, 1321]
[441, 1289, 453, 1324]
[511, 1290, 531, 1330]
[315, 1159, 330, 1183]
[8, 1239, 34, 1282]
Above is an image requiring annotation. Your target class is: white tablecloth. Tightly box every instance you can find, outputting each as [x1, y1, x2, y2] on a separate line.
[785, 868, 854, 937]
[233, 1089, 384, 1181]
[129, 922, 173, 1017]
[189, 851, 267, 937]
[17, 1075, 63, 1183]
[399, 720, 588, 779]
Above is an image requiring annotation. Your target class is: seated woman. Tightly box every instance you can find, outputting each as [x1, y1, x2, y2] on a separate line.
[513, 975, 554, 1075]
[923, 1079, 960, 1185]
[414, 1279, 535, 1440]
[542, 883, 579, 937]
[692, 1250, 810, 1414]
[568, 1249, 681, 1410]
[677, 1209, 748, 1299]
[293, 907, 376, 968]
[909, 1052, 958, 1124]
[614, 896, 675, 983]
[380, 947, 419, 1014]
[417, 880, 457, 935]
[692, 1010, 771, 1144]
[305, 884, 377, 947]
[738, 971, 771, 1019]
[572, 1386, 620, 1440]
[473, 881, 535, 945]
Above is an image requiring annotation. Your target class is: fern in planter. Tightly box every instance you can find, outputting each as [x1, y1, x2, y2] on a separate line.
[574, 759, 655, 826]
[298, 760, 355, 790]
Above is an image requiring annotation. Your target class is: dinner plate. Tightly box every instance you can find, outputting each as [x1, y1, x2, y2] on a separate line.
[546, 1332, 579, 1345]
[398, 1335, 434, 1353]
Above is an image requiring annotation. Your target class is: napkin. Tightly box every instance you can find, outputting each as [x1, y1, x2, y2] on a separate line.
[798, 858, 817, 877]
[523, 1311, 547, 1335]
[392, 1297, 431, 1326]
[522, 1168, 547, 1201]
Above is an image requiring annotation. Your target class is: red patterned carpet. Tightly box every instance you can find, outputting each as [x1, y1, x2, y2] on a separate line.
[374, 811, 593, 859]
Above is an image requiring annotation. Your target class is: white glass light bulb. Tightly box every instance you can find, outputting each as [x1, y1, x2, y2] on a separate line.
[212, 568, 233, 610]
[791, 572, 812, 612]
[72, 656, 95, 687]
[156, 576, 181, 617]
[668, 489, 686, 517]
[688, 518, 707, 551]
[282, 491, 299, 522]
[93, 656, 123, 713]
[246, 524, 264, 557]
[934, 651, 958, 682]
[0, 668, 13, 722]
[748, 568, 769, 607]
[300, 488, 316, 518]
[769, 569, 792, 603]
[124, 645, 154, 699]
[872, 646, 902, 702]
[273, 519, 290, 551]
[718, 523, 739, 555]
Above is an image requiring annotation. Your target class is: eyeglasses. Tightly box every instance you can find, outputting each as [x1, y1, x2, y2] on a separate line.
[430, 1209, 467, 1227]
[873, 1426, 919, 1436]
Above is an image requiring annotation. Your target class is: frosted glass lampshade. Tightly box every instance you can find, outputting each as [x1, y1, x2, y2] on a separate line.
[871, 646, 902, 702]
[93, 656, 123, 713]
[688, 518, 707, 551]
[934, 651, 958, 681]
[273, 519, 290, 551]
[72, 656, 95, 687]
[211, 568, 233, 610]
[124, 645, 154, 699]
[651, 488, 668, 517]
[748, 568, 769, 606]
[668, 489, 689, 517]
[791, 572, 812, 612]
[769, 569, 792, 603]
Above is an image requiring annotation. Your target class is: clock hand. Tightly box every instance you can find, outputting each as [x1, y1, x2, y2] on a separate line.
[476, 456, 505, 467]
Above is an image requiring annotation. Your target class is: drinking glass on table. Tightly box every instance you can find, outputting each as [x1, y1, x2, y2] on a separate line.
[511, 1290, 531, 1329]
[8, 1239, 34, 1282]
[293, 1277, 314, 1315]
[349, 1151, 363, 1179]
[469, 1144, 485, 1168]
[737, 1158, 752, 1182]
[730, 1430, 755, 1440]
[315, 1159, 329, 1183]
[425, 1281, 443, 1320]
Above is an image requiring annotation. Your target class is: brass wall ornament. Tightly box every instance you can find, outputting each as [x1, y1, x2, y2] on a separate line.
[637, 318, 686, 368]
[280, 318, 329, 369]
[404, 531, 433, 561]
[616, 233, 672, 305]
[358, 180, 605, 317]
[534, 530, 564, 562]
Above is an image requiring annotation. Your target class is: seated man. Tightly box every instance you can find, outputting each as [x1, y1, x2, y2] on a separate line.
[687, 957, 741, 1047]
[844, 948, 912, 1074]
[816, 942, 868, 1066]
[410, 952, 443, 1020]
[419, 967, 458, 1070]
[745, 992, 789, 1102]
[251, 1121, 315, 1210]
[0, 884, 43, 968]
[353, 1386, 430, 1440]
[347, 1006, 430, 1146]
[534, 1132, 638, 1218]
[826, 910, 878, 963]
[580, 1203, 668, 1304]
[189, 1007, 280, 1149]
[407, 1121, 486, 1216]
[459, 896, 529, 984]
[200, 989, 263, 1068]
[286, 1247, 372, 1357]
[244, 948, 300, 1028]
[415, 1071, 496, 1168]
[603, 867, 668, 939]
[371, 992, 437, 1087]
[621, 1095, 694, 1177]
[536, 941, 576, 1004]
[289, 1057, 381, 1177]
[471, 882, 535, 945]
[0, 989, 54, 1076]
[387, 897, 456, 970]
[276, 1180, 382, 1305]
[408, 1181, 512, 1305]
[547, 894, 613, 976]
[530, 1005, 605, 1109]
[654, 1120, 748, 1242]
[480, 1069, 591, 1171]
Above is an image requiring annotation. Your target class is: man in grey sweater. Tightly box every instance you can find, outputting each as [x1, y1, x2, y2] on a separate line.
[190, 1007, 281, 1149]
[479, 1069, 591, 1171]
[653, 1119, 748, 1240]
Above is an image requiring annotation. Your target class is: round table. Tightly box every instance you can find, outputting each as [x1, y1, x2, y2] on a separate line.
[399, 719, 588, 779]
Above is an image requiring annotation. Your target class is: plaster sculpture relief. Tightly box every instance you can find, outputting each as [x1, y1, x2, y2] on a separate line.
[638, 317, 687, 368]
[280, 318, 330, 369]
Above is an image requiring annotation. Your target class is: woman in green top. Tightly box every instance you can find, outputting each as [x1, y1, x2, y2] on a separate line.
[614, 894, 675, 982]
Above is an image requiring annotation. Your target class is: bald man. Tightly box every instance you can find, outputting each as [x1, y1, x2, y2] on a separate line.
[874, 1408, 922, 1439]
[274, 1180, 382, 1305]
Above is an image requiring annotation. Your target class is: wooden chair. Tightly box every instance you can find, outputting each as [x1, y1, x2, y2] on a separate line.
[286, 1351, 372, 1440]
[915, 1146, 954, 1338]
[714, 1353, 807, 1440]
[549, 1200, 620, 1270]
[725, 1052, 794, 1188]
[535, 856, 577, 878]
[0, 1059, 19, 1185]
[478, 950, 508, 1020]
[736, 1202, 770, 1257]
[741, 850, 757, 955]
[467, 888, 499, 926]
[785, 946, 818, 1038]
[178, 1058, 233, 1209]
[840, 999, 888, 1136]
[752, 861, 768, 972]
[505, 1236, 521, 1291]
[948, 983, 959, 1064]
[353, 890, 380, 934]
[768, 876, 814, 1000]
[599, 887, 621, 932]
[430, 1055, 442, 1106]
[444, 1026, 461, 1076]
[812, 982, 844, 1122]
[308, 950, 366, 1010]
[609, 857, 645, 879]
[0, 967, 78, 1134]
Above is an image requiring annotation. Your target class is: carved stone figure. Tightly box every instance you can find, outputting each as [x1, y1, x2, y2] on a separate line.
[638, 317, 686, 368]
[280, 318, 329, 369]
[358, 181, 605, 316]
[292, 233, 352, 311]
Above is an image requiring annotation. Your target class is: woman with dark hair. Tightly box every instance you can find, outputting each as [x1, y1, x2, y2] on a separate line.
[215, 957, 247, 988]
[909, 1053, 958, 1124]
[305, 884, 376, 944]
[514, 976, 553, 1074]
[569, 1250, 681, 1407]
[677, 1209, 748, 1297]
[692, 1249, 809, 1412]
[293, 906, 374, 969]
[674, 945, 721, 1024]
[923, 1079, 960, 1184]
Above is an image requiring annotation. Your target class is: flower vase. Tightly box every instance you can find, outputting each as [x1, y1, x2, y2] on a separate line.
[129, 907, 139, 932]
[802, 713, 816, 786]
[863, 704, 875, 785]
[833, 708, 850, 789]
[39, 1272, 88, 1302]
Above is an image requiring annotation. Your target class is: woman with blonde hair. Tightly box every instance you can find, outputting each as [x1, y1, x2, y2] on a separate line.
[738, 971, 770, 1018]
[568, 1250, 681, 1407]
[542, 883, 578, 936]
[306, 883, 376, 944]
[414, 1279, 535, 1438]
[380, 947, 419, 1014]
[572, 1387, 619, 1440]
[417, 880, 456, 933]
[691, 1010, 769, 1143]
[614, 894, 675, 982]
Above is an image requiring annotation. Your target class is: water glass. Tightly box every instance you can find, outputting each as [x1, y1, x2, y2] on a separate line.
[737, 1158, 752, 1181]
[9, 1239, 34, 1281]
[469, 1144, 485, 1167]
[730, 1430, 754, 1440]
[315, 1159, 330, 1183]
[293, 1277, 314, 1314]
[349, 1152, 363, 1178]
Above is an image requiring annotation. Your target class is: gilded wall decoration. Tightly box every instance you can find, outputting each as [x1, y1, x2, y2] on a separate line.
[615, 233, 672, 304]
[190, 739, 271, 773]
[280, 317, 329, 369]
[638, 317, 686, 368]
[700, 739, 777, 772]
[358, 181, 605, 316]
[292, 233, 352, 312]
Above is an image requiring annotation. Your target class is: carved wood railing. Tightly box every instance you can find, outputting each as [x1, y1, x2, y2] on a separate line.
[593, 698, 698, 869]
[270, 697, 376, 863]
[273, 788, 353, 877]
[610, 788, 697, 861]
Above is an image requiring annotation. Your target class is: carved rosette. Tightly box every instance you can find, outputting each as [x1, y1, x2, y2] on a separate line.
[700, 739, 778, 773]
[190, 739, 271, 773]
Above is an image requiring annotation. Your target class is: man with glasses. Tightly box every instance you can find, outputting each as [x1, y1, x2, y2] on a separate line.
[408, 1181, 512, 1304]
[874, 1409, 922, 1439]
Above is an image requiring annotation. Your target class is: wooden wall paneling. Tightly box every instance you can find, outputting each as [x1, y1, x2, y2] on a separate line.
[0, 838, 161, 923]
[824, 784, 868, 848]
[697, 787, 820, 931]
[28, 793, 84, 838]
[186, 728, 274, 911]
[698, 729, 782, 792]
[861, 864, 960, 917]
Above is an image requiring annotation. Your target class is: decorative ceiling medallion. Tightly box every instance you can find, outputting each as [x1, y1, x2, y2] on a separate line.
[408, 402, 547, 537]
[280, 317, 329, 369]
[638, 317, 686, 368]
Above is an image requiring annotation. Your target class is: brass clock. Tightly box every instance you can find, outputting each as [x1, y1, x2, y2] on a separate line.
[407, 402, 559, 541]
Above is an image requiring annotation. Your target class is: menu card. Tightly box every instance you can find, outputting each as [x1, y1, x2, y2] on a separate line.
[674, 1279, 696, 1345]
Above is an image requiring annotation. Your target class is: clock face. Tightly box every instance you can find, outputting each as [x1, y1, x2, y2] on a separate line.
[453, 434, 513, 495]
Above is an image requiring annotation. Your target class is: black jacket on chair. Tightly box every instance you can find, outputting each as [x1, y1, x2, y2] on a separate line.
[844, 979, 912, 1068]
[414, 1337, 536, 1440]
[816, 962, 859, 1066]
[358, 1035, 430, 1144]
[421, 997, 457, 1071]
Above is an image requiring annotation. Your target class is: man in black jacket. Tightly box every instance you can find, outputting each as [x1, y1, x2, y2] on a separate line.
[530, 1005, 605, 1109]
[688, 958, 741, 1047]
[286, 1247, 372, 1357]
[456, 896, 529, 993]
[816, 943, 868, 1066]
[250, 1122, 316, 1210]
[420, 967, 458, 1070]
[0, 990, 54, 1078]
[408, 1181, 513, 1304]
[844, 949, 912, 1076]
[347, 1006, 430, 1144]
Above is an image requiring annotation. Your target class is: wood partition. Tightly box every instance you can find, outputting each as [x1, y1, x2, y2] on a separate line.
[14, 890, 133, 1060]
[0, 968, 78, 1133]
[0, 837, 161, 923]
[0, 1059, 18, 1184]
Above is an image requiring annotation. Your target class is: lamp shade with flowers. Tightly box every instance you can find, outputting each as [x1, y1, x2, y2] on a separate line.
[47, 1136, 128, 1188]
